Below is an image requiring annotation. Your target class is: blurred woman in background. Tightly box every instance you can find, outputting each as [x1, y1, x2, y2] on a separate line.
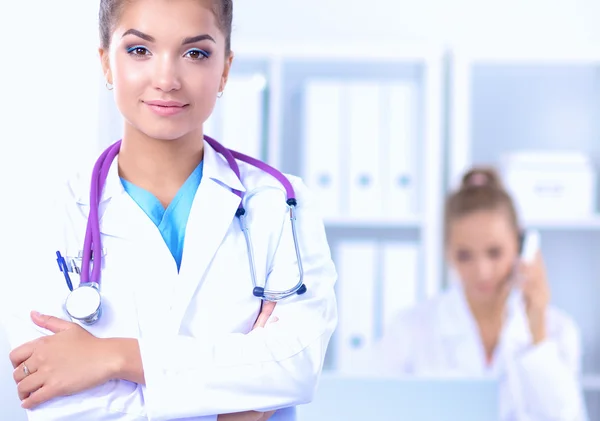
[375, 166, 586, 420]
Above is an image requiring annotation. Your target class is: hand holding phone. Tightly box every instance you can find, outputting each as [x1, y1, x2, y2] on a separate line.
[517, 229, 549, 344]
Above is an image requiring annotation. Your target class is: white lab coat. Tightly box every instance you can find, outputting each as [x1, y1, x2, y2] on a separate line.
[372, 285, 586, 421]
[0, 139, 338, 421]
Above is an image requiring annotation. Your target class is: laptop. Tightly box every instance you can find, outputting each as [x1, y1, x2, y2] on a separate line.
[296, 374, 499, 421]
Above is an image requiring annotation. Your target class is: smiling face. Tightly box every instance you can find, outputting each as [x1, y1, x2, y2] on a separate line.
[99, 0, 233, 142]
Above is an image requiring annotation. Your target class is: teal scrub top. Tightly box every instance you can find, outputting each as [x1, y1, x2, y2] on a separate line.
[120, 161, 204, 271]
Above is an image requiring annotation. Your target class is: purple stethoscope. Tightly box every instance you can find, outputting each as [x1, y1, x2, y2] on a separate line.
[58, 136, 306, 325]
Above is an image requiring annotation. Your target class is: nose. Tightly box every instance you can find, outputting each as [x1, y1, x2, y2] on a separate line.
[152, 53, 182, 92]
[473, 259, 494, 283]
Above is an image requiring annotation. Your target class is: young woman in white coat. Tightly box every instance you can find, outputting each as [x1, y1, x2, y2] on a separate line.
[0, 0, 337, 420]
[376, 167, 586, 421]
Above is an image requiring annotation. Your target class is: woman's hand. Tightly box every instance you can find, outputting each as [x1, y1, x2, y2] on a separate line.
[253, 300, 278, 329]
[9, 311, 120, 409]
[517, 251, 551, 344]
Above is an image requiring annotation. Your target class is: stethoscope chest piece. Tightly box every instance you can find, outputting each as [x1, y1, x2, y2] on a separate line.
[64, 283, 102, 325]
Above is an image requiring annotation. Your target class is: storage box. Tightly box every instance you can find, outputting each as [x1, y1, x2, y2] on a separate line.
[500, 151, 597, 220]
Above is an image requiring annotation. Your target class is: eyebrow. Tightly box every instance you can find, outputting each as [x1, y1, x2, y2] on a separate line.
[122, 29, 155, 42]
[182, 34, 216, 45]
[121, 29, 215, 45]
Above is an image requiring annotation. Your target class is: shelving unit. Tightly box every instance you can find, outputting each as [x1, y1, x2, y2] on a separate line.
[448, 46, 600, 416]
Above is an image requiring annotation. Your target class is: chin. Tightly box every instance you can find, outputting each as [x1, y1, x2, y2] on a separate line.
[144, 130, 189, 142]
[467, 285, 497, 300]
[137, 122, 197, 142]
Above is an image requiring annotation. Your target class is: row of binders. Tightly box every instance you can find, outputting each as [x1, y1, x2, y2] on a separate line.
[334, 240, 421, 374]
[204, 73, 422, 221]
[303, 79, 420, 220]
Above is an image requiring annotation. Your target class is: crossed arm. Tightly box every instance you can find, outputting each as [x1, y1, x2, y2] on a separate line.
[9, 303, 278, 421]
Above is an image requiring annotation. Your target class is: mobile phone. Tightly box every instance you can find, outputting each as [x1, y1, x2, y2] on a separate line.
[519, 229, 541, 264]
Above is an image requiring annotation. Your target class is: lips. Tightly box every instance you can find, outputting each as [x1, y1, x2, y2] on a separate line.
[144, 100, 189, 116]
[144, 100, 187, 107]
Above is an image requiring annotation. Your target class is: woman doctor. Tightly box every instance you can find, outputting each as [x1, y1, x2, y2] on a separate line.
[1, 0, 337, 420]
[374, 167, 586, 420]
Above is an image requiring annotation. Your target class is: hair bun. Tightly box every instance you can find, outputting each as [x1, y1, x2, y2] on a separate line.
[460, 166, 503, 190]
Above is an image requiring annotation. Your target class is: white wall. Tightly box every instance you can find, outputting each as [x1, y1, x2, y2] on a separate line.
[232, 0, 599, 49]
[1, 1, 101, 189]
[0, 3, 100, 418]
[0, 0, 101, 287]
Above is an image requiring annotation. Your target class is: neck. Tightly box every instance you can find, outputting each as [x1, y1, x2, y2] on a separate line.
[466, 294, 506, 324]
[117, 126, 204, 204]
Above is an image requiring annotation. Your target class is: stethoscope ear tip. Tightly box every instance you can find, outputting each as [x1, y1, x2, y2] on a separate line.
[296, 284, 307, 295]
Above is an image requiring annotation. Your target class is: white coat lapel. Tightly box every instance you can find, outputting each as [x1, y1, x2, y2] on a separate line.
[72, 154, 175, 337]
[169, 140, 246, 331]
[497, 291, 532, 357]
[75, 154, 151, 242]
[439, 287, 487, 374]
[73, 142, 248, 334]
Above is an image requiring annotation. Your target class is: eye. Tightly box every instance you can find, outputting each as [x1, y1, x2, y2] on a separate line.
[184, 48, 210, 60]
[126, 45, 151, 56]
[488, 247, 502, 259]
[456, 250, 471, 262]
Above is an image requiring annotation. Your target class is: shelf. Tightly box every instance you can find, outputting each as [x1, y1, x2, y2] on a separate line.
[582, 375, 600, 391]
[324, 216, 421, 229]
[522, 216, 600, 231]
[323, 215, 600, 230]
